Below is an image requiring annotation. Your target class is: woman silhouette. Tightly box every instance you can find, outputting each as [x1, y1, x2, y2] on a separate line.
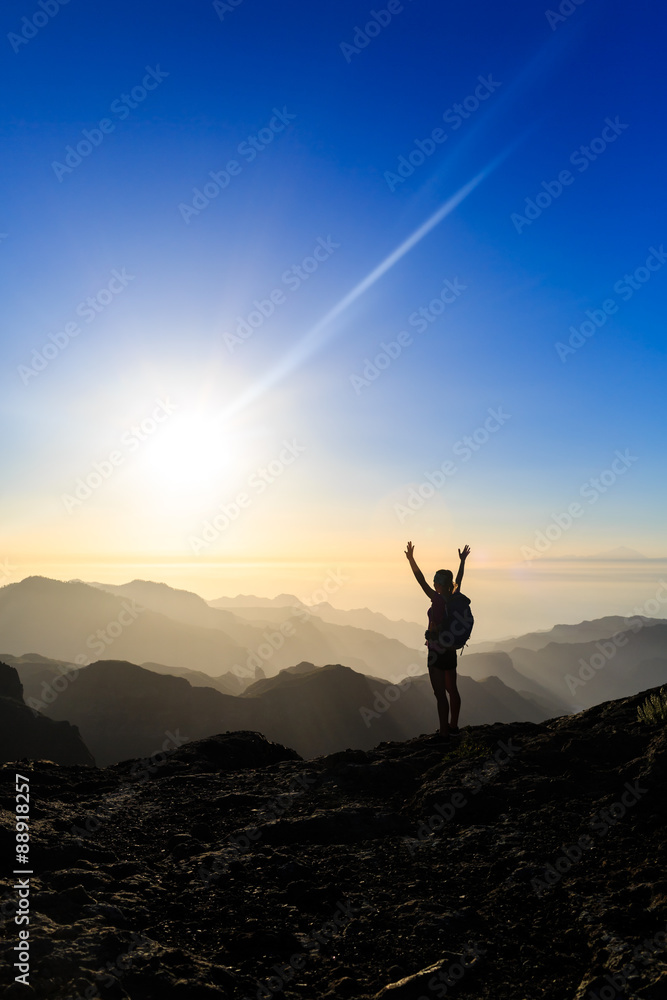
[405, 541, 470, 741]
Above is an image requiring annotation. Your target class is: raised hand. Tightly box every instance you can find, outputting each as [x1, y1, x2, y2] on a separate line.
[458, 544, 471, 560]
[405, 541, 415, 561]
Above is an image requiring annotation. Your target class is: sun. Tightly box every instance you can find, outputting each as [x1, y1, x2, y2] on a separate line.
[139, 411, 244, 505]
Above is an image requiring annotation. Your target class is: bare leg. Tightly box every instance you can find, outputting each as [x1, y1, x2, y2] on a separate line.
[444, 670, 461, 728]
[428, 665, 450, 736]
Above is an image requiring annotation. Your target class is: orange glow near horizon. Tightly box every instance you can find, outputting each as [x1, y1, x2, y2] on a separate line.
[3, 551, 666, 644]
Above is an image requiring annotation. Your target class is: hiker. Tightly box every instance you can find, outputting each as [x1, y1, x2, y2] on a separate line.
[405, 541, 471, 741]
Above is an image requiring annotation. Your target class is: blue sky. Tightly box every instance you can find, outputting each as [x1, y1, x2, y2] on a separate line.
[1, 0, 665, 634]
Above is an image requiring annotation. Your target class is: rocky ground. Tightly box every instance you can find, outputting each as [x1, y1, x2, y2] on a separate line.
[1, 687, 666, 1000]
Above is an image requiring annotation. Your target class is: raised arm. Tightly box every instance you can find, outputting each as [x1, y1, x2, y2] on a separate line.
[455, 544, 471, 589]
[405, 541, 435, 599]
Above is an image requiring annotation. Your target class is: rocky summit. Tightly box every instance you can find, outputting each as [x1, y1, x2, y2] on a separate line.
[1, 690, 666, 999]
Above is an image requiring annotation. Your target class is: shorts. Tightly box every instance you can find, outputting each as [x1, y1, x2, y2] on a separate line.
[427, 645, 457, 671]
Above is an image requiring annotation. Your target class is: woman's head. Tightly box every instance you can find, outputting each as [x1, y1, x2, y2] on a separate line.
[433, 569, 454, 595]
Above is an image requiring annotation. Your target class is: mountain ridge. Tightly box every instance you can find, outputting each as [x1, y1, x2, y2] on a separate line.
[2, 576, 422, 681]
[12, 656, 554, 766]
[0, 661, 94, 765]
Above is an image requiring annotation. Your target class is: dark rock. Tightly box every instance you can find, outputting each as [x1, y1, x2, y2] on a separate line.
[163, 730, 302, 771]
[1, 687, 667, 998]
[0, 661, 24, 701]
[0, 662, 94, 765]
[191, 821, 214, 842]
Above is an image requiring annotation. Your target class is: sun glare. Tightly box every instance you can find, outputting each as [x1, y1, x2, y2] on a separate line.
[140, 412, 242, 504]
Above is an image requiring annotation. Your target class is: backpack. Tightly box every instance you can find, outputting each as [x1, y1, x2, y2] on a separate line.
[436, 591, 474, 651]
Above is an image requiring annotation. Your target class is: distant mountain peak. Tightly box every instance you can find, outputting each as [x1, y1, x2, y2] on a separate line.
[14, 575, 96, 594]
[209, 593, 304, 607]
[591, 546, 648, 560]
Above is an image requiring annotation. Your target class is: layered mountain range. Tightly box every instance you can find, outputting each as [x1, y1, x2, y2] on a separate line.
[1, 575, 666, 767]
[3, 655, 559, 766]
[0, 577, 422, 681]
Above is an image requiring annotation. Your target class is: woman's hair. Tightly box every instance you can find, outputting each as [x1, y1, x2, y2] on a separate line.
[433, 569, 454, 593]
